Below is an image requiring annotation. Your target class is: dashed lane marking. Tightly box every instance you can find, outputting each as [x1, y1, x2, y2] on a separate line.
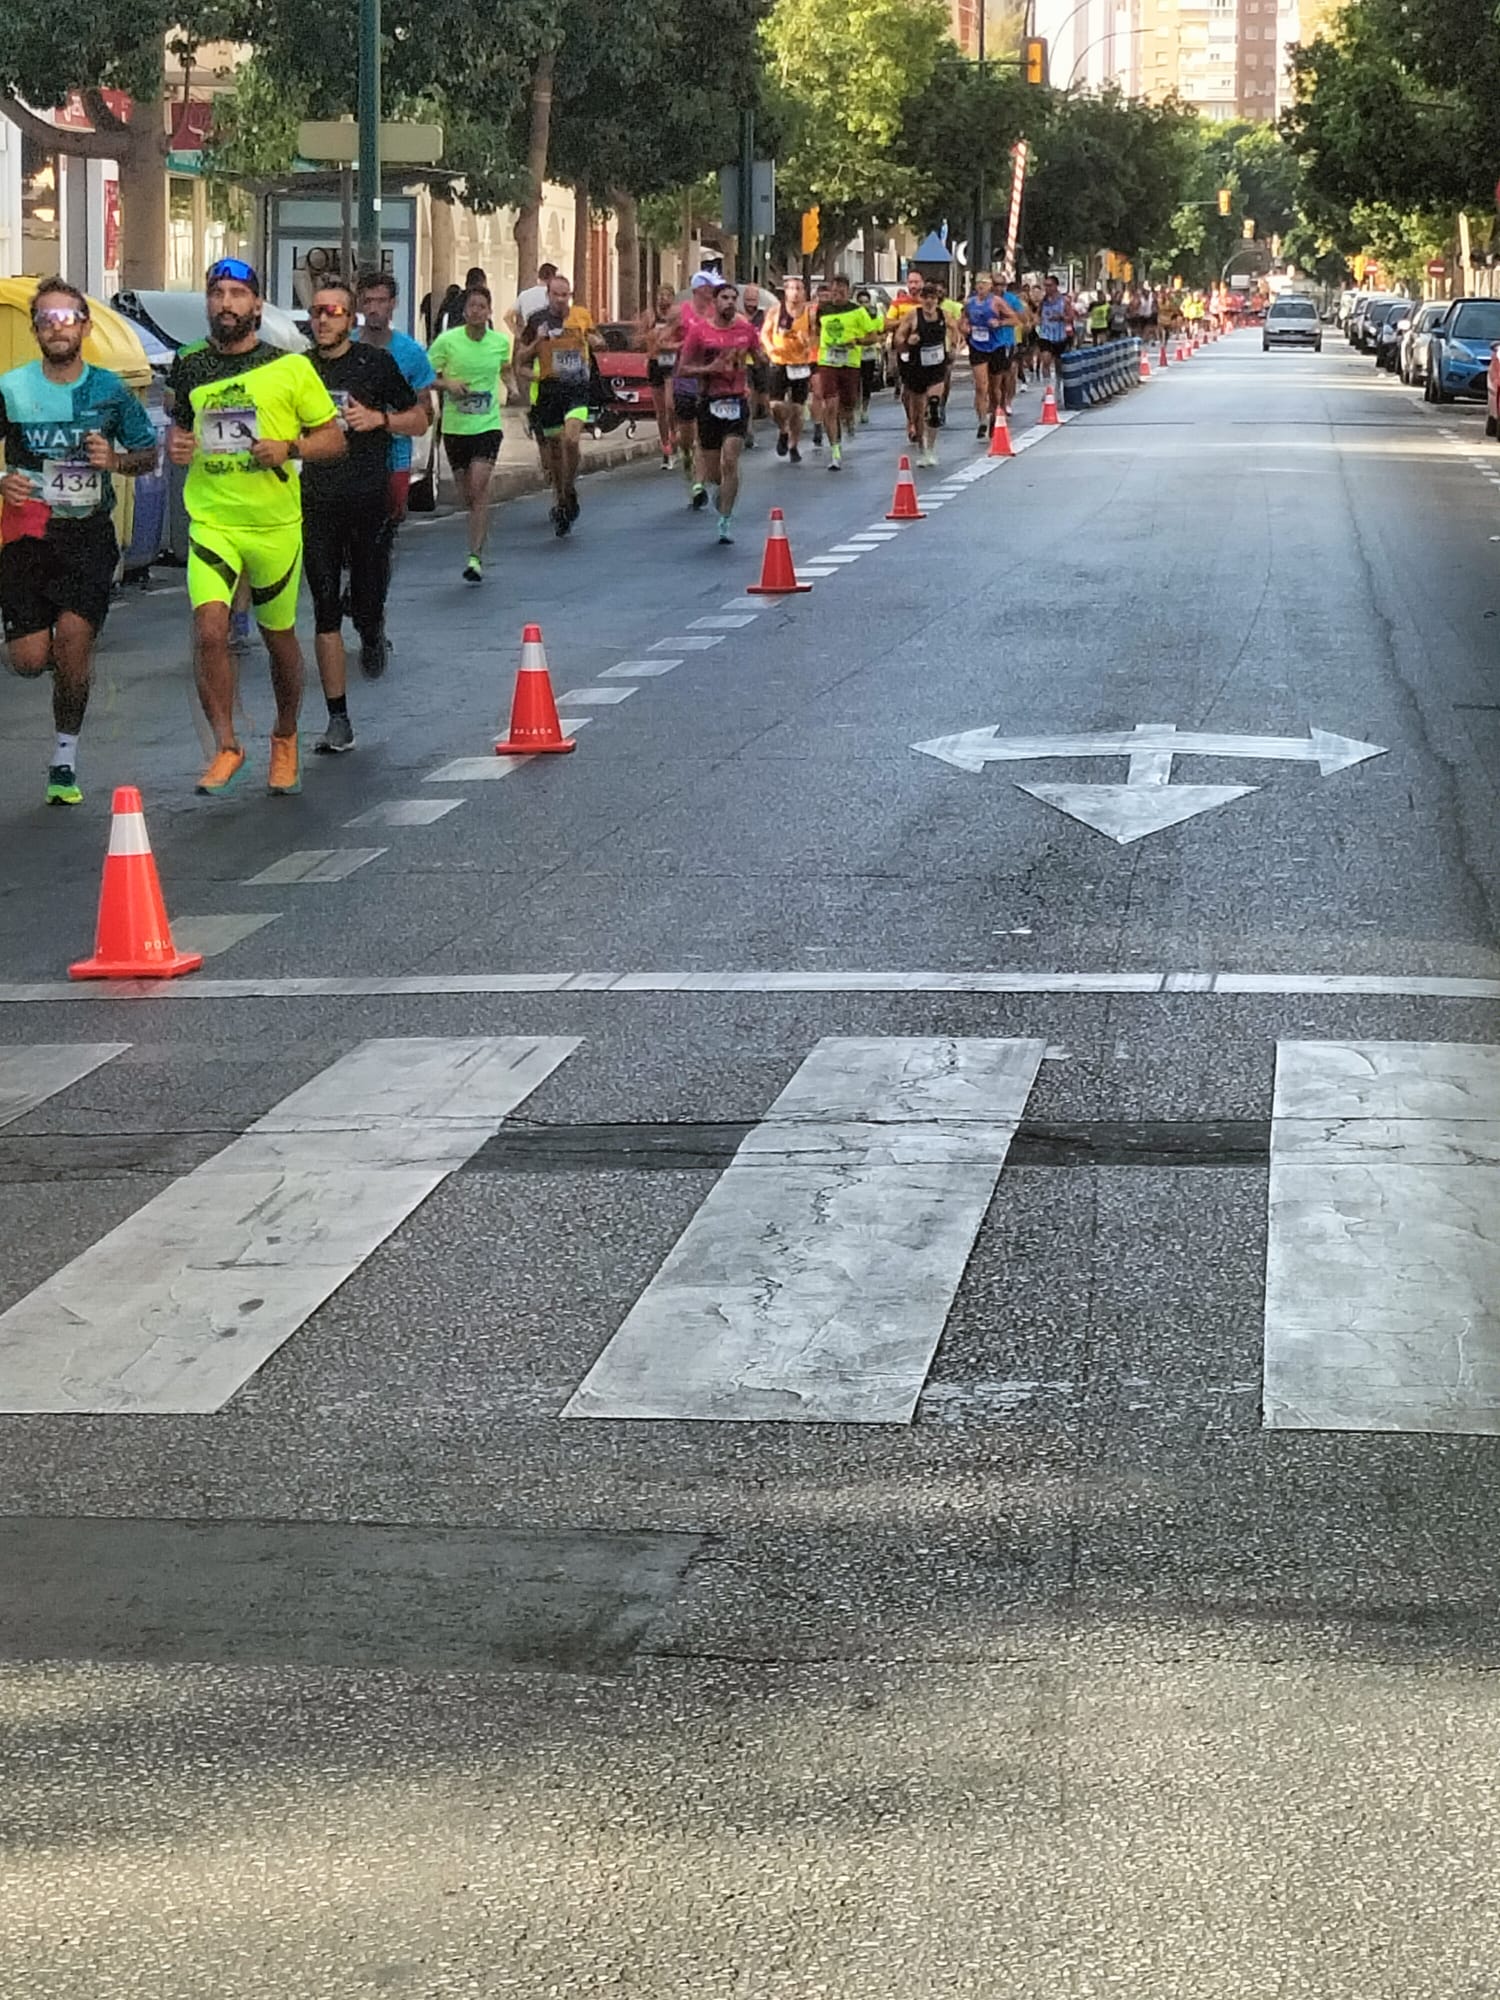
[558, 687, 636, 704]
[0, 1043, 126, 1125]
[173, 914, 282, 958]
[244, 849, 386, 886]
[346, 800, 465, 827]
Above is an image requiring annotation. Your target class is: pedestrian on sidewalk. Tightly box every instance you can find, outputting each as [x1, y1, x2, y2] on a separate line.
[0, 276, 158, 807]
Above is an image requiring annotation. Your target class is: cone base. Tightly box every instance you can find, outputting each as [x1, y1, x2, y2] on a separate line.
[886, 507, 926, 520]
[746, 581, 813, 595]
[495, 737, 575, 755]
[69, 949, 203, 982]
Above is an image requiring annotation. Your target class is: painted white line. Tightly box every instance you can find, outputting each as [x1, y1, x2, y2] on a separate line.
[847, 531, 899, 541]
[0, 1036, 578, 1414]
[426, 756, 529, 782]
[794, 566, 841, 577]
[1264, 1040, 1500, 1436]
[346, 799, 464, 827]
[813, 553, 863, 564]
[245, 849, 386, 886]
[564, 1036, 1044, 1424]
[0, 1044, 127, 1127]
[9, 968, 1500, 1004]
[690, 614, 759, 629]
[602, 660, 678, 678]
[557, 687, 636, 704]
[827, 544, 875, 554]
[653, 636, 724, 651]
[173, 913, 282, 959]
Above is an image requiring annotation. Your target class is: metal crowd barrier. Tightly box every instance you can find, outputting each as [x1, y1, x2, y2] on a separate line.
[1058, 338, 1143, 411]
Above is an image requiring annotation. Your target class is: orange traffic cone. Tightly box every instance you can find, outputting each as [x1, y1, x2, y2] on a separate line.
[495, 624, 575, 755]
[1040, 386, 1060, 426]
[1159, 341, 1170, 369]
[746, 508, 813, 594]
[886, 455, 926, 520]
[69, 787, 203, 982]
[1176, 340, 1188, 362]
[1139, 352, 1151, 380]
[987, 411, 1015, 457]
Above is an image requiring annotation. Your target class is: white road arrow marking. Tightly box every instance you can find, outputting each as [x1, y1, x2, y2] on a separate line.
[911, 721, 1388, 845]
[912, 723, 1386, 777]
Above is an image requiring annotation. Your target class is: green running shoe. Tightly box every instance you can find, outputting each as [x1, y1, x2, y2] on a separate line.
[45, 764, 82, 806]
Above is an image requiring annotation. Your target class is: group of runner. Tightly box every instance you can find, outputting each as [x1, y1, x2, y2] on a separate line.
[0, 257, 1114, 808]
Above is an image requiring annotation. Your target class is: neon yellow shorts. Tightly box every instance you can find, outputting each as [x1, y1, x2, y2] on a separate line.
[187, 521, 303, 632]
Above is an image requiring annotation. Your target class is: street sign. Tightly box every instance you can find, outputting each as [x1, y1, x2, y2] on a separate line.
[911, 723, 1387, 844]
[298, 120, 443, 165]
[1427, 258, 1447, 276]
[719, 160, 776, 238]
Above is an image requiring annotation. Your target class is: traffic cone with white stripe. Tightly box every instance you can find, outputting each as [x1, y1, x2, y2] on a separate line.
[495, 624, 575, 755]
[987, 410, 1015, 457]
[886, 455, 926, 520]
[1139, 350, 1151, 380]
[1159, 340, 1170, 369]
[1040, 385, 1060, 426]
[746, 508, 813, 594]
[69, 787, 203, 981]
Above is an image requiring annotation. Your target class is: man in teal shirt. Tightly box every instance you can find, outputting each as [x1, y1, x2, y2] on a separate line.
[0, 277, 157, 805]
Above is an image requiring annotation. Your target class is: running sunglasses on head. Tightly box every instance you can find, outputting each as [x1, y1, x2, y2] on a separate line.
[206, 257, 260, 290]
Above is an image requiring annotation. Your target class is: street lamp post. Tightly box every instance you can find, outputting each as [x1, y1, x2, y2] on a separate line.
[357, 0, 381, 274]
[1220, 243, 1262, 288]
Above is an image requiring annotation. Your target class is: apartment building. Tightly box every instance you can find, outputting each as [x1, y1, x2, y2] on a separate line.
[1029, 0, 1306, 116]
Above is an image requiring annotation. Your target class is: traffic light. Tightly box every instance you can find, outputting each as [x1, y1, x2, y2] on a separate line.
[1024, 36, 1047, 85]
[1242, 216, 1256, 239]
[801, 206, 819, 256]
[1217, 187, 1232, 216]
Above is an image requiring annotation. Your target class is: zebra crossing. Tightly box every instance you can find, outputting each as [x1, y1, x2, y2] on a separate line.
[1, 1032, 1498, 1431]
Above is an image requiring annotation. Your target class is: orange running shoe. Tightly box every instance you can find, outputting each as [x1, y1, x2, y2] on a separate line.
[267, 732, 301, 795]
[196, 745, 246, 796]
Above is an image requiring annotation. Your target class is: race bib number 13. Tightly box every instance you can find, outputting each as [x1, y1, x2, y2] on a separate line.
[201, 406, 260, 455]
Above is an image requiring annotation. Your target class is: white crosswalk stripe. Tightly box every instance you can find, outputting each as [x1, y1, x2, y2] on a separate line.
[564, 1037, 1045, 1424]
[0, 1043, 126, 1127]
[0, 1036, 577, 1415]
[1264, 1039, 1500, 1436]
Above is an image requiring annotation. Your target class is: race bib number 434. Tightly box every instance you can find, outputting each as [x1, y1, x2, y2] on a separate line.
[41, 460, 102, 515]
[201, 406, 260, 455]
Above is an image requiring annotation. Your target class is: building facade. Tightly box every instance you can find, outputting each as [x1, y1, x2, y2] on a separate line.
[1028, 0, 1305, 116]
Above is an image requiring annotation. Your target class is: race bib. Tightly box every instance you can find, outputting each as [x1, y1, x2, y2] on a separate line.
[455, 389, 493, 416]
[41, 460, 102, 516]
[201, 406, 259, 455]
[785, 363, 812, 380]
[329, 388, 351, 429]
[708, 397, 744, 422]
[657, 350, 678, 369]
[920, 343, 945, 367]
[822, 344, 851, 367]
[551, 349, 589, 386]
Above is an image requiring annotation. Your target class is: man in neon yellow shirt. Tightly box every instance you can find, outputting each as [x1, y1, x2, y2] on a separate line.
[166, 257, 343, 797]
[428, 283, 513, 583]
[515, 271, 603, 538]
[813, 275, 882, 470]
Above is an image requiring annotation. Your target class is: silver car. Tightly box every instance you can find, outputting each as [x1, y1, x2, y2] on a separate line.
[1399, 301, 1447, 386]
[1262, 294, 1322, 352]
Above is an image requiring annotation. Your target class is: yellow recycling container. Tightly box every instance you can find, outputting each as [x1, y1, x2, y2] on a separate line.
[0, 278, 153, 548]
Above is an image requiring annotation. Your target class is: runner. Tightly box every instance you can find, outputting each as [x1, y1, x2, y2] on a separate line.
[763, 275, 815, 464]
[936, 284, 963, 424]
[0, 277, 158, 806]
[354, 268, 436, 649]
[1088, 289, 1111, 345]
[515, 270, 603, 538]
[740, 280, 778, 445]
[675, 279, 761, 544]
[854, 287, 881, 424]
[809, 280, 834, 449]
[1037, 273, 1075, 389]
[428, 283, 511, 581]
[301, 278, 425, 755]
[812, 274, 877, 471]
[961, 272, 1020, 438]
[166, 256, 343, 797]
[893, 282, 953, 467]
[672, 272, 717, 508]
[638, 282, 681, 469]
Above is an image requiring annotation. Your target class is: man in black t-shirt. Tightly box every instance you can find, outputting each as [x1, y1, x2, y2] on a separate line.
[301, 279, 426, 753]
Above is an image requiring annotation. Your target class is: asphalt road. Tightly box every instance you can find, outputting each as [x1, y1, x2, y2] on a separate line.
[5, 338, 1500, 1998]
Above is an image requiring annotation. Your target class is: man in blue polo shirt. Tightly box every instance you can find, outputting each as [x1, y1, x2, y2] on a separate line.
[355, 269, 436, 664]
[0, 276, 157, 805]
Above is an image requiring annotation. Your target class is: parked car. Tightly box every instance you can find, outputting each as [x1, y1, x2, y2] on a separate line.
[1425, 297, 1500, 402]
[1375, 300, 1415, 370]
[1345, 292, 1373, 343]
[590, 323, 652, 436]
[1351, 295, 1406, 353]
[1337, 288, 1359, 327]
[1399, 301, 1447, 386]
[1486, 342, 1500, 436]
[1262, 293, 1322, 352]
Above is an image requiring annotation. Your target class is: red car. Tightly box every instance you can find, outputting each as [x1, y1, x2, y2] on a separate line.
[592, 323, 652, 436]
